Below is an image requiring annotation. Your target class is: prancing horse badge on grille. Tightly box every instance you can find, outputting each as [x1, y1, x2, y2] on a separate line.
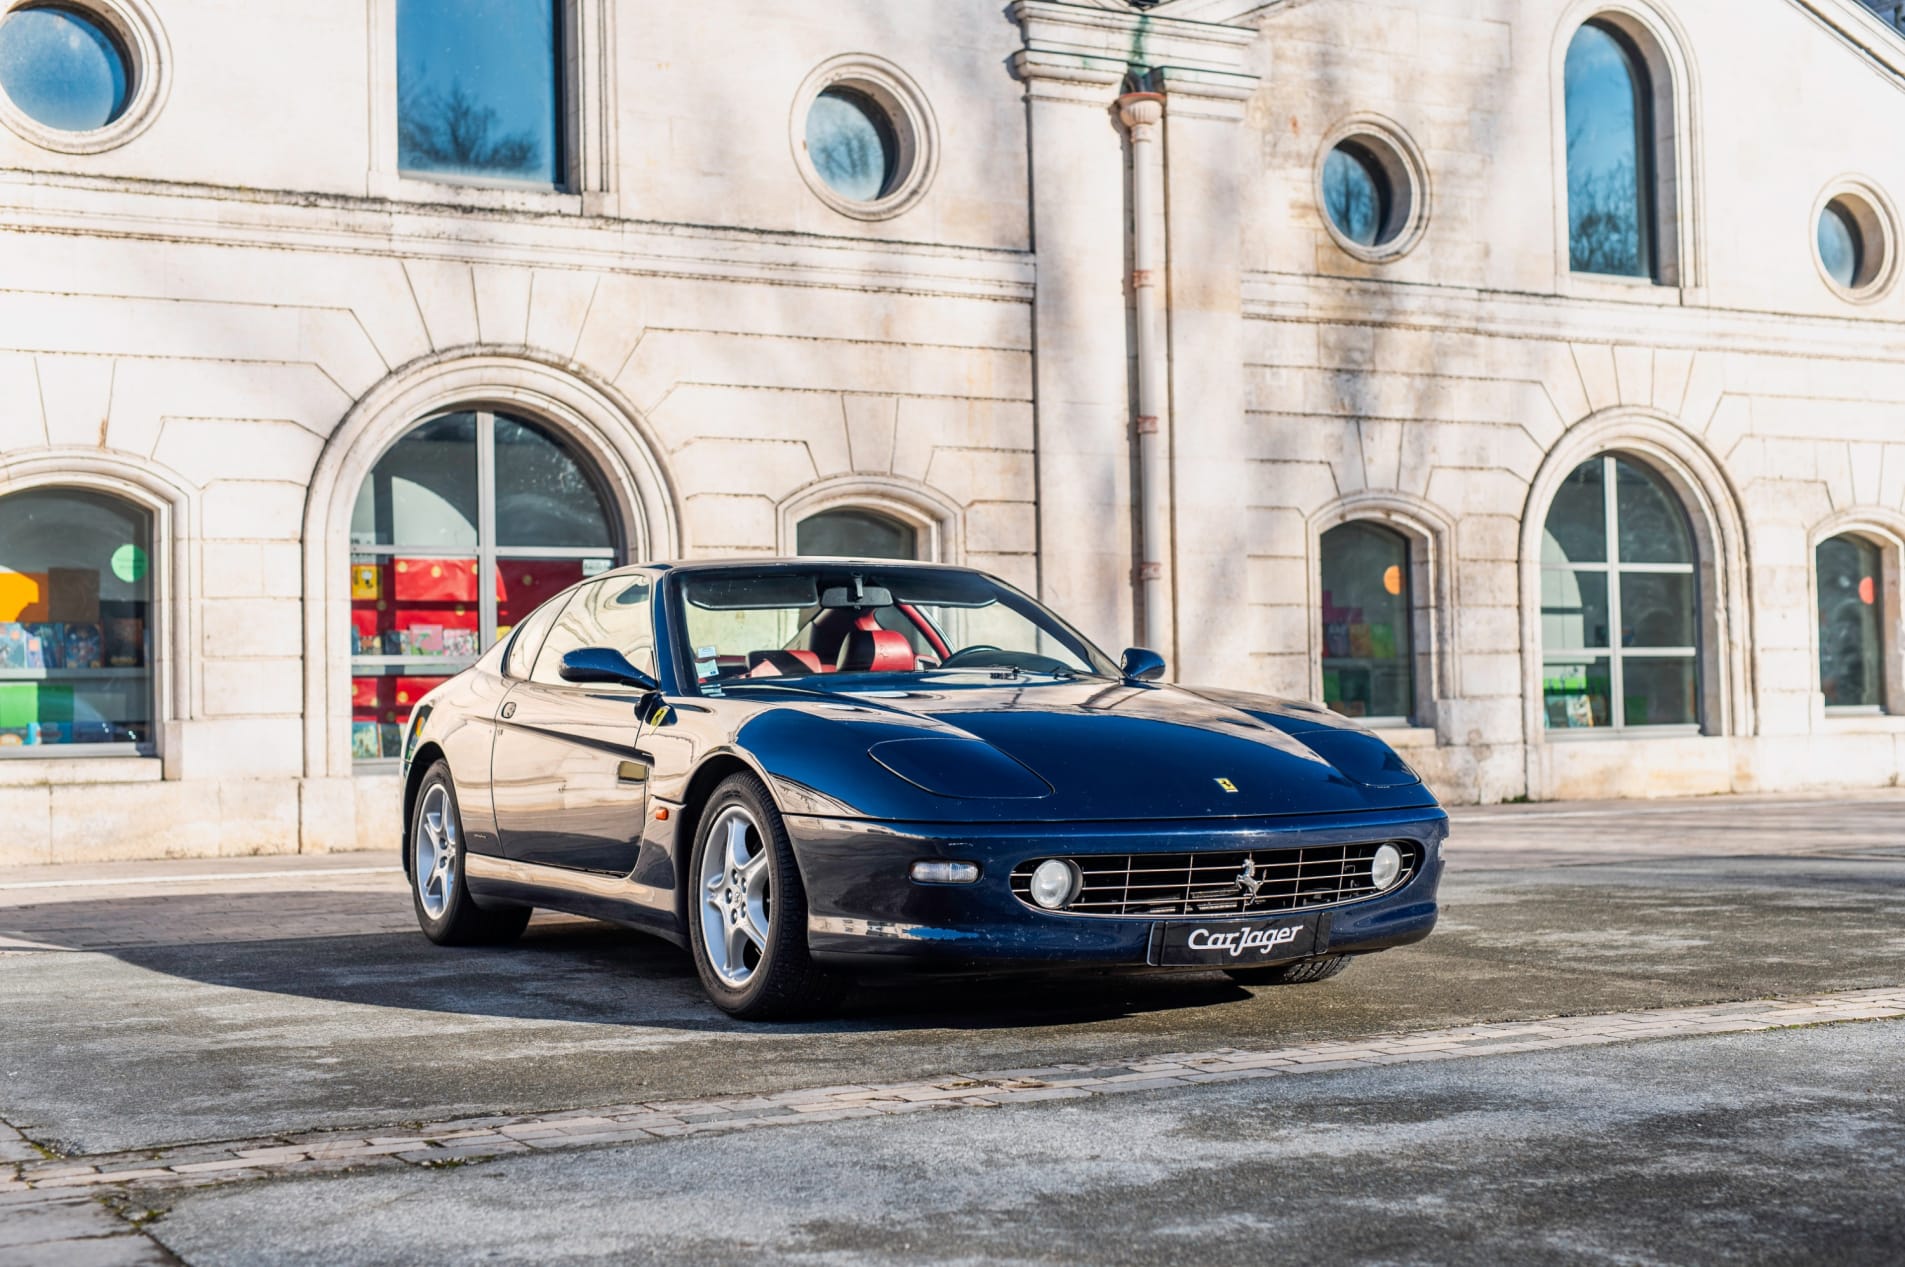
[1235, 857, 1266, 901]
[1215, 777, 1238, 793]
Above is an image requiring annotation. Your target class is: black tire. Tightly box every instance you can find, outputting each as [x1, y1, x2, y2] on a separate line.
[687, 772, 844, 1020]
[410, 760, 532, 946]
[1224, 954, 1353, 986]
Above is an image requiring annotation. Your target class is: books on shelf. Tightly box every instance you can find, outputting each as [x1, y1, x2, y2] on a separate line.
[63, 624, 104, 670]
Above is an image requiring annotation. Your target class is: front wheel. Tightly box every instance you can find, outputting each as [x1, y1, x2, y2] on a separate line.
[411, 761, 531, 946]
[688, 773, 843, 1020]
[1224, 955, 1353, 986]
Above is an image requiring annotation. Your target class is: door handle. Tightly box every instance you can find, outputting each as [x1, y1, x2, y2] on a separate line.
[500, 701, 517, 720]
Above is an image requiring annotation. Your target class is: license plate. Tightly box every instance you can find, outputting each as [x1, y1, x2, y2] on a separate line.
[1151, 914, 1320, 967]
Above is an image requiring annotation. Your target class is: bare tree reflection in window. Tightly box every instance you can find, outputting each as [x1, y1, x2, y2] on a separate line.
[399, 76, 541, 179]
[1565, 22, 1653, 279]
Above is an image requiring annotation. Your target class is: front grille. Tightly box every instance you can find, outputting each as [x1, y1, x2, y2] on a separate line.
[1009, 842, 1418, 918]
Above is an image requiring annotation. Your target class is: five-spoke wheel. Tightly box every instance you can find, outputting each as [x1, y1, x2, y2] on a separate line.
[686, 772, 844, 1019]
[699, 805, 772, 987]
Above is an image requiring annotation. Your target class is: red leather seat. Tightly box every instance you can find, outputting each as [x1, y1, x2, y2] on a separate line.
[839, 628, 916, 673]
[746, 650, 822, 677]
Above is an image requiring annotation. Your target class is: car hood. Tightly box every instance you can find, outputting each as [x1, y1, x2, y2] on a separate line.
[729, 675, 1438, 823]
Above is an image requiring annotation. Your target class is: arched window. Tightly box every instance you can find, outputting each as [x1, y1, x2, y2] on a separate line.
[349, 409, 616, 760]
[1817, 534, 1885, 711]
[0, 488, 154, 753]
[1319, 522, 1414, 723]
[1541, 454, 1698, 730]
[1565, 20, 1654, 279]
[796, 508, 919, 560]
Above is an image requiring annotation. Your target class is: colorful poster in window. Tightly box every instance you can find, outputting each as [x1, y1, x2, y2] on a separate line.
[351, 563, 382, 601]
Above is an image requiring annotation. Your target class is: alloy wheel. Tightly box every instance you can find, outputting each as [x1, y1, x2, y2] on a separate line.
[699, 805, 772, 987]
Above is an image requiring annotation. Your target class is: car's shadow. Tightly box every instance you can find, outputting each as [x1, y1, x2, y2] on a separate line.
[1, 888, 1250, 1033]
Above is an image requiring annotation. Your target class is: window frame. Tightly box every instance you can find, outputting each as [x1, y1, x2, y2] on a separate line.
[0, 0, 170, 155]
[0, 483, 161, 761]
[1550, 2, 1699, 298]
[350, 407, 621, 764]
[1317, 520, 1417, 728]
[369, 0, 613, 210]
[1811, 522, 1905, 721]
[1539, 454, 1700, 734]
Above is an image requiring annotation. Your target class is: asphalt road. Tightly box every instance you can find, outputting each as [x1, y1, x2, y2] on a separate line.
[1, 790, 1902, 1264]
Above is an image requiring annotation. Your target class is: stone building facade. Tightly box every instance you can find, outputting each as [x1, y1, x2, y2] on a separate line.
[1, 0, 1902, 863]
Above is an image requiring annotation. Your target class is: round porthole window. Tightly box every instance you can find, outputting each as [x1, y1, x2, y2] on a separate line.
[1813, 182, 1897, 302]
[0, 5, 127, 130]
[792, 56, 937, 221]
[1314, 117, 1430, 263]
[0, 0, 167, 152]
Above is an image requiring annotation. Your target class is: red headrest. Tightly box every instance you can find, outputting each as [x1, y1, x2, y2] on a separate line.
[839, 628, 916, 673]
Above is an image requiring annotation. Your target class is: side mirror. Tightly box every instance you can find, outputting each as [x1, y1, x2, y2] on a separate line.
[1120, 647, 1167, 683]
[559, 647, 661, 692]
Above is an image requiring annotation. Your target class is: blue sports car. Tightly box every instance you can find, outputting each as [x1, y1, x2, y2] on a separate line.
[400, 560, 1446, 1018]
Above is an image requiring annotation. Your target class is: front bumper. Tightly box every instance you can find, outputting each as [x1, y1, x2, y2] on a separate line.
[789, 807, 1446, 971]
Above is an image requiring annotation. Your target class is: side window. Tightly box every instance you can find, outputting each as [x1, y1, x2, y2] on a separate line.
[583, 577, 657, 678]
[504, 588, 576, 681]
[528, 581, 603, 685]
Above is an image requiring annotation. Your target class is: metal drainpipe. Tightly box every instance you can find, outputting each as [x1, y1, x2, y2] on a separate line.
[1118, 90, 1168, 654]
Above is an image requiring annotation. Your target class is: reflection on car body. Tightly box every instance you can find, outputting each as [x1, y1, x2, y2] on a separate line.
[400, 559, 1446, 1018]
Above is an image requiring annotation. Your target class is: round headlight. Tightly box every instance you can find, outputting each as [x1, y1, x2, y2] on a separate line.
[1028, 858, 1080, 910]
[1370, 843, 1404, 890]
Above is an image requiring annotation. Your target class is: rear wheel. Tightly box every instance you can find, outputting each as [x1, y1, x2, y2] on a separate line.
[411, 761, 531, 946]
[688, 773, 843, 1020]
[1224, 955, 1352, 986]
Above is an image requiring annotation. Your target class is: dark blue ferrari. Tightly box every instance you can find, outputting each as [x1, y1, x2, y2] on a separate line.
[399, 560, 1445, 1018]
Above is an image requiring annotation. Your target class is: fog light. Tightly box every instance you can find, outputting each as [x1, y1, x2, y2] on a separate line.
[910, 860, 980, 885]
[1370, 843, 1404, 890]
[1028, 858, 1080, 910]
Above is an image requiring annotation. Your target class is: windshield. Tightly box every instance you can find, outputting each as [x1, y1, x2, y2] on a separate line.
[675, 566, 1119, 689]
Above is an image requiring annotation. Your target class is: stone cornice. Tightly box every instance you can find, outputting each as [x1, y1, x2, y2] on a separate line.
[1782, 0, 1905, 92]
[1243, 270, 1905, 364]
[0, 169, 1037, 303]
[1009, 0, 1261, 103]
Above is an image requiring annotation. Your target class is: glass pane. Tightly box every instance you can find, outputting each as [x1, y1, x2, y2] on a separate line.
[352, 413, 479, 550]
[496, 556, 592, 643]
[579, 576, 657, 678]
[1619, 571, 1696, 648]
[0, 489, 153, 748]
[0, 6, 128, 132]
[504, 587, 573, 680]
[396, 0, 560, 186]
[353, 668, 449, 759]
[1817, 535, 1883, 708]
[805, 87, 897, 203]
[1543, 656, 1612, 730]
[1565, 22, 1651, 278]
[528, 580, 602, 685]
[1622, 656, 1697, 726]
[1818, 203, 1863, 289]
[1542, 457, 1608, 564]
[1321, 143, 1387, 247]
[350, 554, 482, 663]
[1615, 458, 1692, 563]
[1319, 522, 1413, 720]
[1541, 568, 1610, 651]
[492, 415, 614, 550]
[796, 509, 918, 561]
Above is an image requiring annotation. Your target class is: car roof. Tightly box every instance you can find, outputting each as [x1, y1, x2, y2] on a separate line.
[598, 557, 984, 580]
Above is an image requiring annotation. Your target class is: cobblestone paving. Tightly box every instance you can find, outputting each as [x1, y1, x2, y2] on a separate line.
[5, 987, 1899, 1201]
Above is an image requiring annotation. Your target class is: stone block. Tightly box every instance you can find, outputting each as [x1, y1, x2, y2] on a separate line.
[201, 658, 304, 718]
[299, 776, 359, 854]
[49, 780, 222, 862]
[200, 480, 307, 542]
[201, 599, 303, 661]
[353, 772, 405, 853]
[216, 779, 301, 857]
[0, 786, 52, 866]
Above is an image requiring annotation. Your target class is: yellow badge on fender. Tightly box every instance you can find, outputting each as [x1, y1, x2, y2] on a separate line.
[1215, 777, 1238, 793]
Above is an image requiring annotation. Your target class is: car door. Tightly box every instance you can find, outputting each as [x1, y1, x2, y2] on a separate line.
[491, 575, 660, 875]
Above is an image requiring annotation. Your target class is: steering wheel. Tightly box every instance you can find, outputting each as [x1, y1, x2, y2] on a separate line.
[938, 645, 1003, 667]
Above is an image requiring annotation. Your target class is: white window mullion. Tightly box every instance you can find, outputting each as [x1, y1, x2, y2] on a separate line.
[1604, 455, 1626, 730]
[476, 411, 499, 651]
